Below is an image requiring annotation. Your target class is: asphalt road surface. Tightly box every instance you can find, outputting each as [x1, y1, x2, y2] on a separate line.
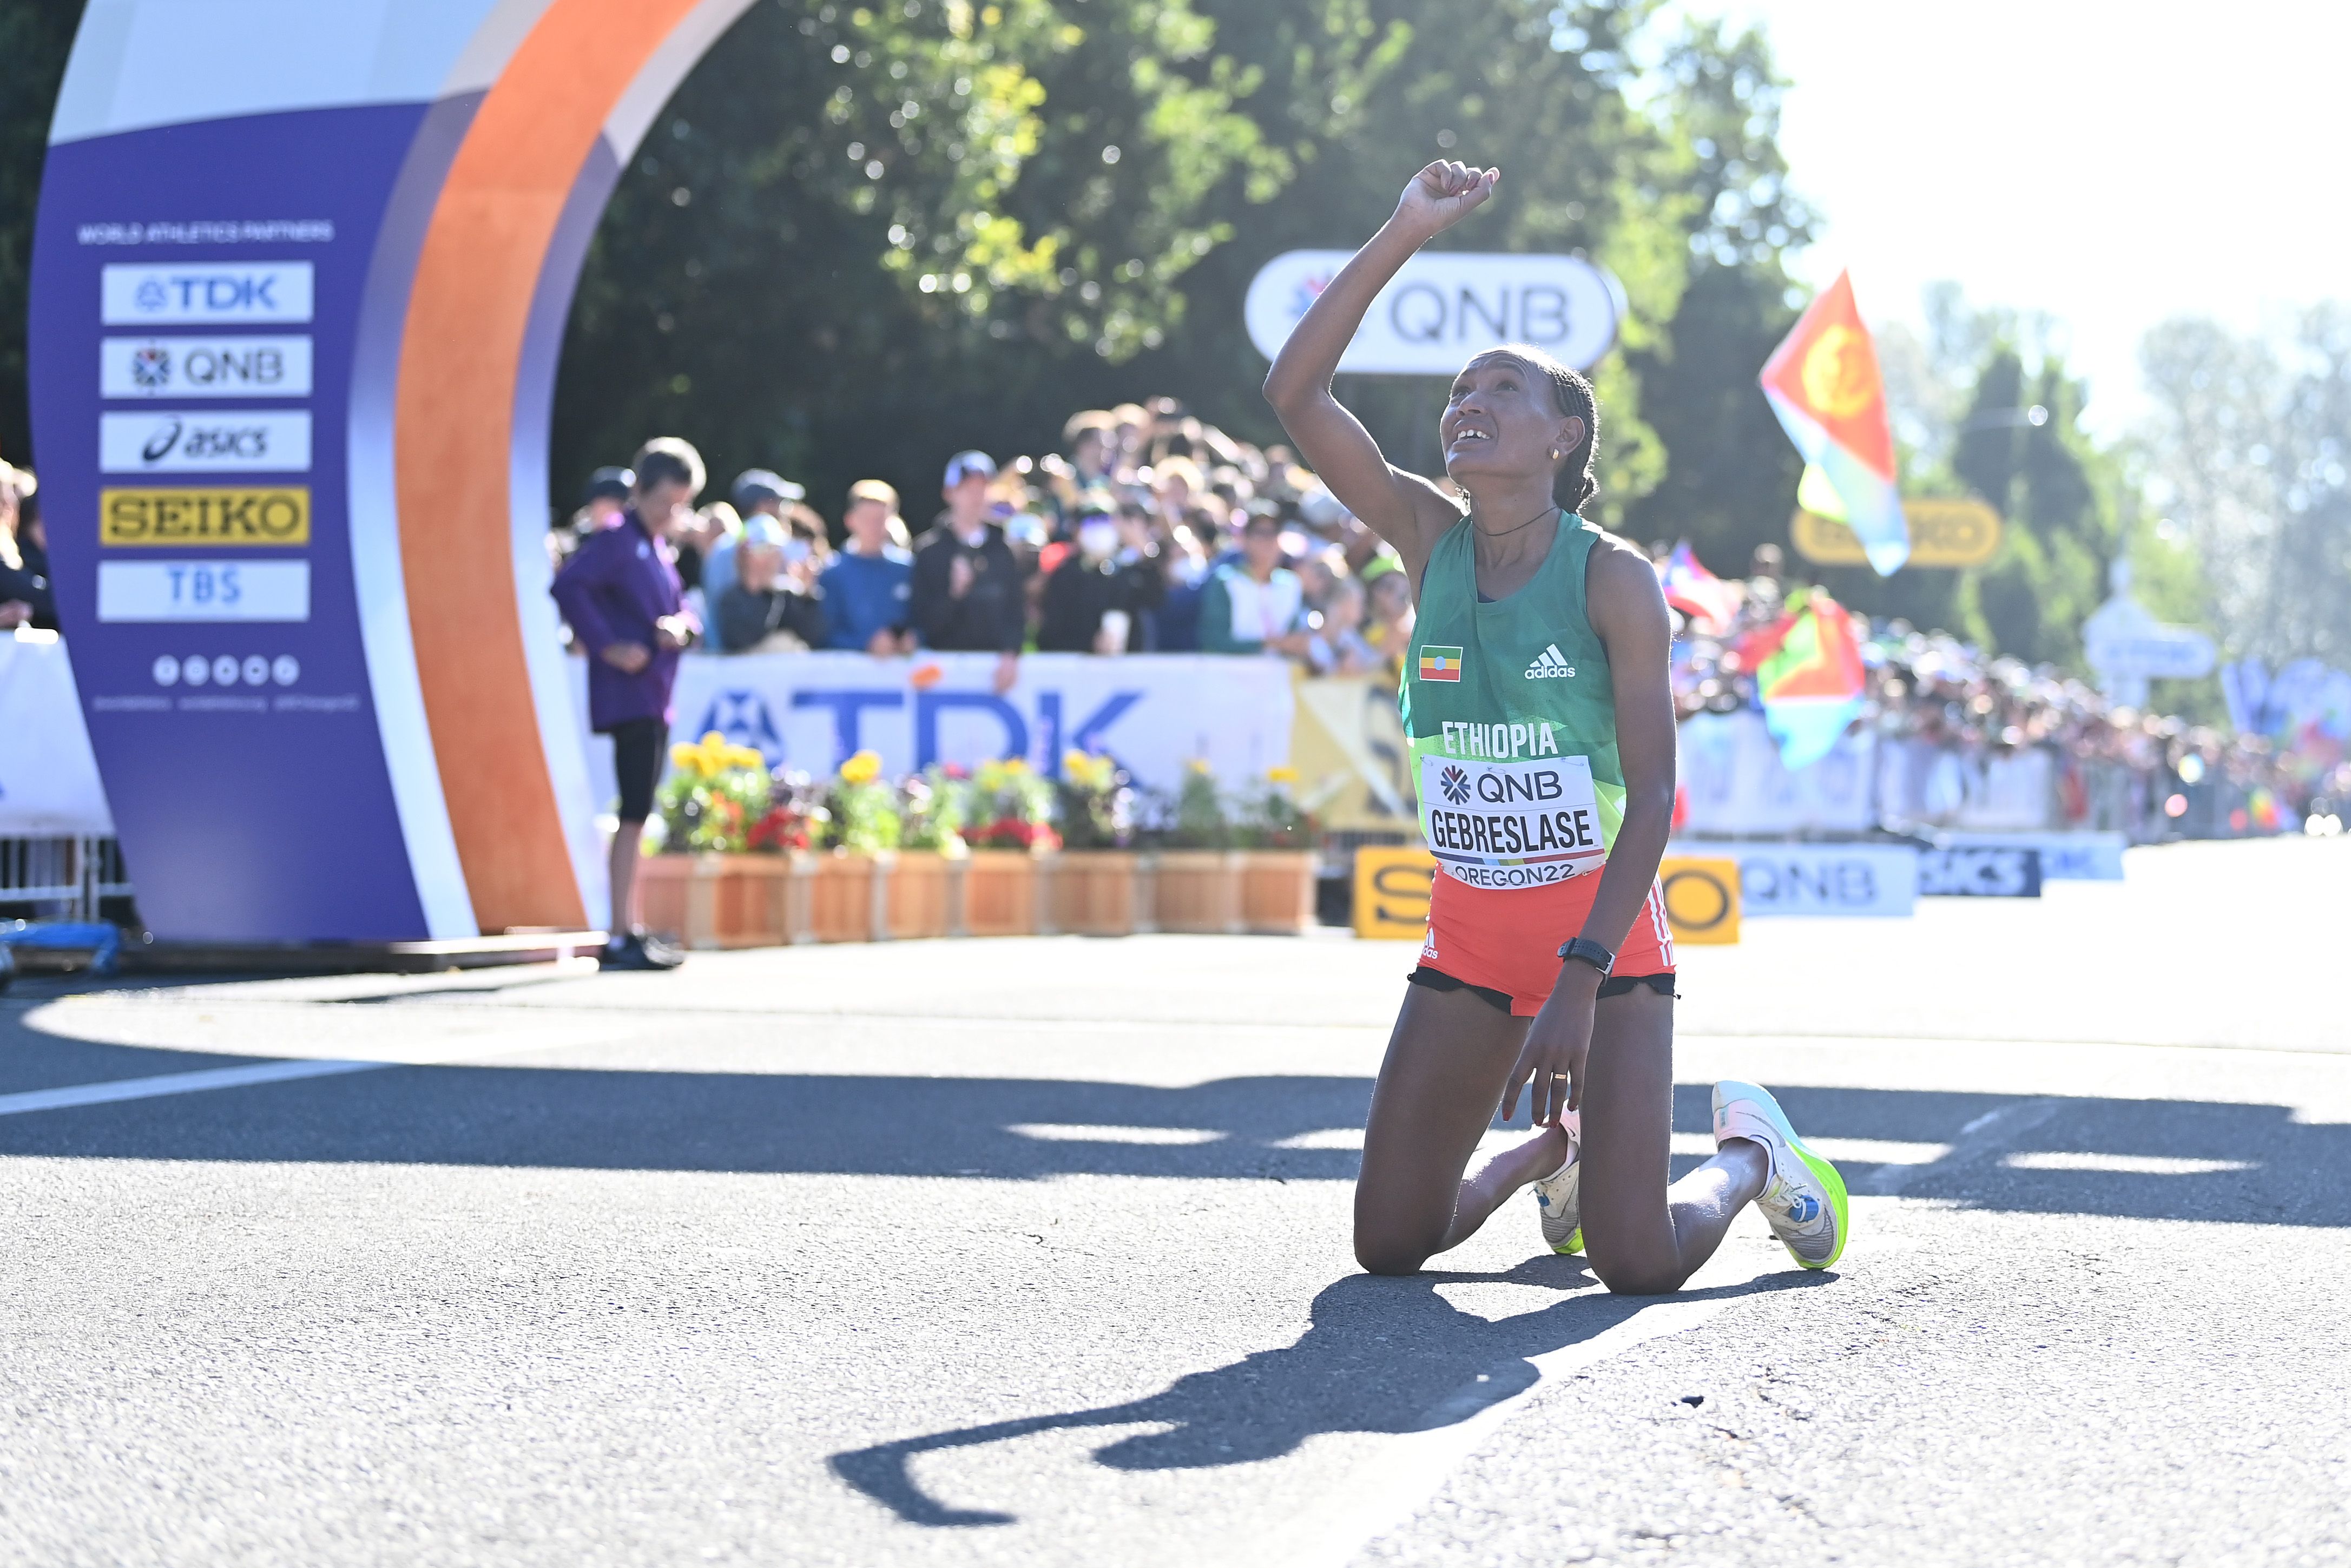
[3, 837, 2347, 1566]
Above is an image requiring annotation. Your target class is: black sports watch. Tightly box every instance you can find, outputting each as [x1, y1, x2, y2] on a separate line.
[1557, 937, 1615, 977]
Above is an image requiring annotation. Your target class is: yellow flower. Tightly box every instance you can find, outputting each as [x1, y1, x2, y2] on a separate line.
[725, 746, 766, 772]
[1003, 756, 1029, 774]
[1062, 748, 1091, 776]
[839, 749, 883, 786]
[1187, 757, 1213, 775]
[670, 732, 734, 779]
[1266, 765, 1300, 785]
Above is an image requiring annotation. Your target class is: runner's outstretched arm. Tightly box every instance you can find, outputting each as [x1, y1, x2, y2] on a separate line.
[1263, 162, 1501, 585]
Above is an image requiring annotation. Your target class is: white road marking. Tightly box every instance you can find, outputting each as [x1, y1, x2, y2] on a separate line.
[1859, 1097, 2064, 1196]
[1242, 1294, 1741, 1568]
[1005, 1123, 1226, 1145]
[0, 1058, 385, 1118]
[2004, 1151, 2254, 1175]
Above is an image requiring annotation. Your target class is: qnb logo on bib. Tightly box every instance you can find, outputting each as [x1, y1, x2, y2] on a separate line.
[1419, 753, 1608, 889]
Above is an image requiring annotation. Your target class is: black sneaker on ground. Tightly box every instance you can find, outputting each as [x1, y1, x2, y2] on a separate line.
[600, 931, 684, 971]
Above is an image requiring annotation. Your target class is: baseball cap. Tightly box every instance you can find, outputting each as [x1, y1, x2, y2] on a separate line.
[737, 515, 787, 549]
[847, 479, 899, 508]
[583, 466, 633, 504]
[731, 469, 805, 509]
[943, 450, 998, 487]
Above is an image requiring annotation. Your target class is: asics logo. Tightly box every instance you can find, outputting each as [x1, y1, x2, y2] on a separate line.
[1524, 644, 1577, 679]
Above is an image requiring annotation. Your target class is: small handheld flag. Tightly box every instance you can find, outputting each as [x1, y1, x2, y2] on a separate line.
[1657, 542, 1740, 636]
[1761, 272, 1908, 575]
[1741, 588, 1867, 769]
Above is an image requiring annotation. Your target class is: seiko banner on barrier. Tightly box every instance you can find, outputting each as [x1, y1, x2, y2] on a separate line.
[0, 633, 115, 836]
[1676, 710, 1877, 836]
[1917, 846, 2043, 898]
[1243, 251, 1624, 375]
[1682, 840, 1918, 918]
[1350, 846, 1742, 945]
[572, 652, 1298, 806]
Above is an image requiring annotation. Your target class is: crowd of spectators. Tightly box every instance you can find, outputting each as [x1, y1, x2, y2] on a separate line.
[545, 397, 1418, 684]
[1668, 545, 2345, 838]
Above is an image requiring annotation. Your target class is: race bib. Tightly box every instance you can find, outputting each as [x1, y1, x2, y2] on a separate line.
[1419, 752, 1608, 889]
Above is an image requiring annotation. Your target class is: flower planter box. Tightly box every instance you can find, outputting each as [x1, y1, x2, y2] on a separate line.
[1237, 849, 1318, 934]
[637, 853, 804, 950]
[960, 849, 1042, 937]
[804, 851, 878, 944]
[880, 850, 957, 940]
[1047, 851, 1142, 937]
[1152, 850, 1242, 934]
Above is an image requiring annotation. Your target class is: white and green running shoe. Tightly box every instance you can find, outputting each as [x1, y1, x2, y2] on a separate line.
[1530, 1109, 1583, 1255]
[1712, 1081, 1848, 1269]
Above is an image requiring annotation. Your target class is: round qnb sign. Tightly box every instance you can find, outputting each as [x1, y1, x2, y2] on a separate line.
[1244, 250, 1624, 374]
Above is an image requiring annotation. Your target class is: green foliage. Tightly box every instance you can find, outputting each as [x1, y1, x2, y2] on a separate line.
[1622, 17, 1813, 560]
[899, 767, 967, 852]
[656, 761, 772, 854]
[825, 776, 903, 853]
[1232, 772, 1309, 849]
[1161, 762, 1230, 848]
[963, 758, 1058, 849]
[1053, 750, 1131, 849]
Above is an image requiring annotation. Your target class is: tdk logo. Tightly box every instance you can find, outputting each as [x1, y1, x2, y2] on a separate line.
[101, 262, 314, 325]
[1524, 643, 1577, 679]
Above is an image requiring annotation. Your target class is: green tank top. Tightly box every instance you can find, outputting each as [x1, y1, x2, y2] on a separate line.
[1400, 513, 1624, 891]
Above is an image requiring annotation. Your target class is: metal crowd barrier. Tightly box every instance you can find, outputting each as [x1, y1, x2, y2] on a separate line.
[0, 836, 133, 921]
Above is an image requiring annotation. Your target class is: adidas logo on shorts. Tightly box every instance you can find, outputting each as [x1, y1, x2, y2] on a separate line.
[1524, 644, 1577, 680]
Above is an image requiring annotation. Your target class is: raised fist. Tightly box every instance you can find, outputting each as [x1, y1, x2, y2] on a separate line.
[1393, 160, 1499, 240]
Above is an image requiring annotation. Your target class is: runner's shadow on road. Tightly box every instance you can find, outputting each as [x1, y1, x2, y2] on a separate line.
[829, 1262, 1828, 1528]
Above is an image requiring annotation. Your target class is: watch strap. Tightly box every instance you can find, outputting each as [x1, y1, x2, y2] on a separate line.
[1557, 936, 1615, 977]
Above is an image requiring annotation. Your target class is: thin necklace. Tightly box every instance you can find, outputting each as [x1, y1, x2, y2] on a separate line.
[1470, 503, 1558, 540]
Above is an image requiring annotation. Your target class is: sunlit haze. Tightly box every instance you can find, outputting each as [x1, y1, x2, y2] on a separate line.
[1668, 0, 2350, 432]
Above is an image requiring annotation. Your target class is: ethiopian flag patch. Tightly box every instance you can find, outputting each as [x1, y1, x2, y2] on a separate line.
[1418, 645, 1464, 683]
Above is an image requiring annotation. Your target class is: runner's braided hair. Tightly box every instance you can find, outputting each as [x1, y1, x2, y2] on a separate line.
[1464, 344, 1601, 514]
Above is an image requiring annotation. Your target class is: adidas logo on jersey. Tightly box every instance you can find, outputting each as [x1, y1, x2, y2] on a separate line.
[1524, 644, 1577, 680]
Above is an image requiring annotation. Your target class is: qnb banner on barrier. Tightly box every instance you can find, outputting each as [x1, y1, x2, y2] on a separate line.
[1679, 841, 1919, 918]
[571, 652, 1298, 805]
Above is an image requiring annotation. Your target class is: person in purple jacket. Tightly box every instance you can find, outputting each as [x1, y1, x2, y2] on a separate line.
[551, 437, 706, 970]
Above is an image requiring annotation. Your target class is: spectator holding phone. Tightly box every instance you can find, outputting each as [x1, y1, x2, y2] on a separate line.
[549, 437, 704, 971]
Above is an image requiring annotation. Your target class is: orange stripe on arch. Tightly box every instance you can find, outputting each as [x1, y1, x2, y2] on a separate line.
[394, 0, 704, 931]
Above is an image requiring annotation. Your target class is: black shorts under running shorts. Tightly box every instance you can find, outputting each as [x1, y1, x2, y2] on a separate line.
[605, 717, 668, 823]
[1408, 965, 1678, 1013]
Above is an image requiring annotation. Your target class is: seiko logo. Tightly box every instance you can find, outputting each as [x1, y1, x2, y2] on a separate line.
[1524, 643, 1577, 679]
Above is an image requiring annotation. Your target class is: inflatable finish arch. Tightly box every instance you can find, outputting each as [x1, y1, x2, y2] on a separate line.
[29, 0, 758, 943]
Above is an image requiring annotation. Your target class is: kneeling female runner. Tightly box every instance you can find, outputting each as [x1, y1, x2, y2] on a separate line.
[1264, 161, 1847, 1288]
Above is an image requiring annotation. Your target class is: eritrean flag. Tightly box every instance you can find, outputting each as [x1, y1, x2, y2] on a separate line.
[1657, 542, 1740, 635]
[1741, 588, 1866, 769]
[1761, 272, 1908, 575]
[1418, 645, 1464, 683]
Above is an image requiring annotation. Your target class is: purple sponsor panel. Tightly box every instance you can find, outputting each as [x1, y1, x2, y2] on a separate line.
[29, 106, 436, 941]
